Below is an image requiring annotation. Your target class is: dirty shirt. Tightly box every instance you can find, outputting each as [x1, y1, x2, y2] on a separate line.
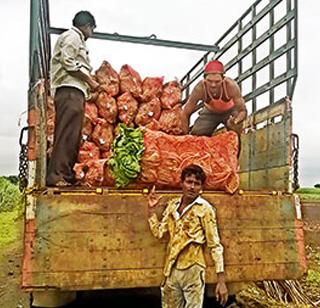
[148, 196, 224, 277]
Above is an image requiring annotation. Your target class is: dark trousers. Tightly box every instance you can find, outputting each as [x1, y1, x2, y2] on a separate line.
[46, 87, 85, 185]
[190, 107, 240, 136]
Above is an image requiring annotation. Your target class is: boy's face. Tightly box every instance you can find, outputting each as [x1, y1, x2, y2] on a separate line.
[181, 174, 203, 201]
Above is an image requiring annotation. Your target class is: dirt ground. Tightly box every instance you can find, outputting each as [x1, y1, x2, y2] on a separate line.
[1, 203, 319, 308]
[0, 218, 30, 308]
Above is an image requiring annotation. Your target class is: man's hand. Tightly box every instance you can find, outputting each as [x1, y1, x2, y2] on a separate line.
[215, 273, 228, 306]
[147, 185, 162, 217]
[226, 115, 243, 134]
[89, 79, 100, 92]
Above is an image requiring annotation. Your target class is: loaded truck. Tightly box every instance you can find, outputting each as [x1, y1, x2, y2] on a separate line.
[20, 0, 305, 306]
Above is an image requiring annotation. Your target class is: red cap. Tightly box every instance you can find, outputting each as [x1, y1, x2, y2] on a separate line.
[204, 60, 224, 74]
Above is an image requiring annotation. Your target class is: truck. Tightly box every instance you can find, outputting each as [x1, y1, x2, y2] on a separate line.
[20, 0, 305, 306]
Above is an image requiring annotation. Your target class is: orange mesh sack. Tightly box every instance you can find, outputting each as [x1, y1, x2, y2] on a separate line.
[140, 77, 164, 102]
[95, 91, 118, 124]
[78, 141, 100, 163]
[117, 92, 139, 126]
[139, 129, 240, 193]
[91, 119, 114, 152]
[158, 104, 183, 135]
[95, 60, 120, 97]
[160, 81, 182, 109]
[135, 97, 161, 127]
[119, 64, 142, 98]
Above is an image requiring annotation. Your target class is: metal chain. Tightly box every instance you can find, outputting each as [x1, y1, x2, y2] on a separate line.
[18, 127, 29, 192]
[291, 133, 299, 191]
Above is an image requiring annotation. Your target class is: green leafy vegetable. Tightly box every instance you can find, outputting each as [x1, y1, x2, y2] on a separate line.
[108, 124, 144, 188]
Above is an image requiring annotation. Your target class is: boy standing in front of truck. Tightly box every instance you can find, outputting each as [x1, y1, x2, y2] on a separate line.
[147, 164, 228, 307]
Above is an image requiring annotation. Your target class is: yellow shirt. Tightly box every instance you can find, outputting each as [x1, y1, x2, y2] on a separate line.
[148, 196, 224, 277]
[51, 27, 92, 99]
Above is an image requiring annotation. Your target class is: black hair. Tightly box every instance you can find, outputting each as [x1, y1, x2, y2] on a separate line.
[72, 11, 96, 28]
[181, 164, 206, 184]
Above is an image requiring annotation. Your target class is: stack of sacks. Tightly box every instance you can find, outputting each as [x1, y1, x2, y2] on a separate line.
[46, 60, 240, 193]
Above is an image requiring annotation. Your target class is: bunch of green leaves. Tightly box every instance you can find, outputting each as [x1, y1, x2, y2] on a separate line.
[108, 124, 144, 188]
[0, 177, 23, 213]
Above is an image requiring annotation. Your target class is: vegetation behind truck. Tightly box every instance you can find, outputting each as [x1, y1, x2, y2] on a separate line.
[20, 0, 305, 296]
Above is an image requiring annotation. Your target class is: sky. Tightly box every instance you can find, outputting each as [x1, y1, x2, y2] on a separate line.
[0, 0, 319, 187]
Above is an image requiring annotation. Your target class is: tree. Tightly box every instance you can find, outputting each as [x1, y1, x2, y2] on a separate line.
[0, 177, 23, 212]
[3, 175, 19, 185]
[314, 183, 320, 189]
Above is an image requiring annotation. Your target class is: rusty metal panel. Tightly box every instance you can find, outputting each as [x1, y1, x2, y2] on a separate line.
[22, 192, 306, 291]
[239, 99, 292, 191]
[239, 167, 290, 191]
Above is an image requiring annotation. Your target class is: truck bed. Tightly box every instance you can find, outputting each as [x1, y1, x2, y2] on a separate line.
[22, 189, 306, 291]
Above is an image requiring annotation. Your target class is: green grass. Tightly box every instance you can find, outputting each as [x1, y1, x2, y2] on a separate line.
[297, 188, 320, 201]
[0, 210, 22, 249]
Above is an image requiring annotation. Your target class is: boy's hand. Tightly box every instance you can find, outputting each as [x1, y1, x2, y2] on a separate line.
[147, 185, 162, 216]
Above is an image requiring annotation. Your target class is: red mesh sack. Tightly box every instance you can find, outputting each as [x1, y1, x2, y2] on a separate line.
[85, 159, 108, 186]
[119, 64, 142, 98]
[160, 81, 182, 109]
[91, 118, 114, 151]
[117, 92, 139, 126]
[135, 97, 161, 126]
[78, 141, 100, 163]
[145, 119, 160, 131]
[81, 102, 98, 140]
[74, 162, 88, 183]
[102, 151, 115, 186]
[95, 91, 118, 124]
[87, 91, 99, 104]
[95, 60, 120, 97]
[158, 104, 183, 135]
[141, 77, 164, 102]
[84, 102, 98, 123]
[81, 117, 93, 140]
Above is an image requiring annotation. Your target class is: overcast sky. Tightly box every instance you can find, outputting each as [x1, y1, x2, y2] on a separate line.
[0, 0, 319, 187]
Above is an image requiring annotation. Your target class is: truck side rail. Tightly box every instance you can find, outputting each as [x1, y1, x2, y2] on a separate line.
[180, 0, 298, 116]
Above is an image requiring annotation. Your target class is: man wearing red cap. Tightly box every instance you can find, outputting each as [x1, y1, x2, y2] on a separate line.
[181, 60, 247, 136]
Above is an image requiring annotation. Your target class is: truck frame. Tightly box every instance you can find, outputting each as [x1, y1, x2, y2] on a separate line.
[20, 0, 305, 299]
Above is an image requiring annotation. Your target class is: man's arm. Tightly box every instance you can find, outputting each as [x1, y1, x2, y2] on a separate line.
[201, 205, 228, 306]
[181, 82, 203, 134]
[59, 36, 99, 91]
[226, 78, 247, 124]
[69, 70, 99, 91]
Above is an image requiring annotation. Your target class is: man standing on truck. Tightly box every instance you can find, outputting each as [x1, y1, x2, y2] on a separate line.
[147, 164, 228, 307]
[46, 11, 100, 187]
[181, 60, 247, 136]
